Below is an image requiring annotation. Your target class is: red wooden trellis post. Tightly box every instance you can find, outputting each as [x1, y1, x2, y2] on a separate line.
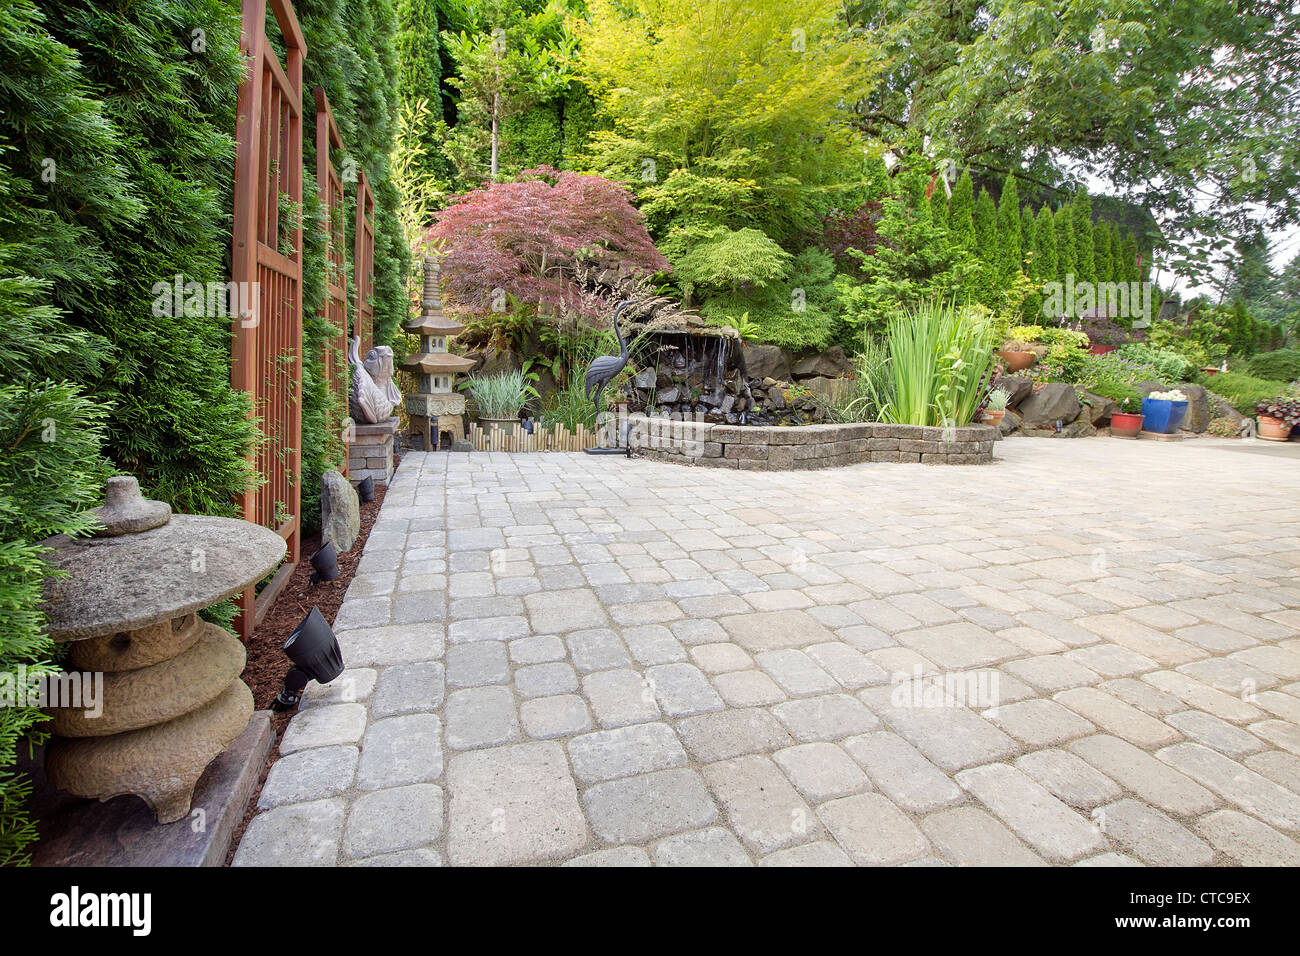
[354, 170, 375, 356]
[314, 87, 350, 476]
[230, 0, 305, 640]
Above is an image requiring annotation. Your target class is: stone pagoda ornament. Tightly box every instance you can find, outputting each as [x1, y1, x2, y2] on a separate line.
[40, 476, 285, 824]
[402, 256, 476, 450]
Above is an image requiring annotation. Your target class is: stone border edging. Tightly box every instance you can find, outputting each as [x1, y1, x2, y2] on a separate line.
[627, 414, 997, 470]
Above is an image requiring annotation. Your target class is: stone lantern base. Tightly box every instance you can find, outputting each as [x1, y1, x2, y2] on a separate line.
[45, 616, 254, 824]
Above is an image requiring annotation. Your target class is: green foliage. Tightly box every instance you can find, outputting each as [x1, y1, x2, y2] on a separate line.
[1070, 191, 1095, 284]
[1054, 205, 1076, 284]
[973, 188, 996, 256]
[1247, 350, 1300, 382]
[673, 228, 792, 299]
[995, 175, 1021, 277]
[1117, 343, 1196, 383]
[1203, 370, 1290, 415]
[832, 337, 896, 423]
[574, 0, 877, 253]
[465, 369, 537, 418]
[1033, 206, 1058, 282]
[948, 171, 975, 248]
[883, 301, 997, 427]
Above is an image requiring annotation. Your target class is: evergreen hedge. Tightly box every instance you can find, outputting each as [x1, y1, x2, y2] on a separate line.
[0, 0, 406, 863]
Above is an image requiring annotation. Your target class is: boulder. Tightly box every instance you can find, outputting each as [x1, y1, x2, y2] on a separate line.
[998, 376, 1033, 408]
[791, 346, 851, 379]
[1134, 380, 1164, 397]
[741, 342, 792, 381]
[321, 469, 360, 553]
[1206, 389, 1245, 423]
[1178, 384, 1212, 433]
[999, 408, 1022, 436]
[1017, 383, 1081, 429]
[1078, 391, 1117, 426]
[1055, 419, 1097, 439]
[470, 347, 522, 377]
[802, 376, 851, 404]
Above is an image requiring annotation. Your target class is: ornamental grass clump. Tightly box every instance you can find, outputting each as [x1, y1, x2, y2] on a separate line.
[885, 301, 997, 426]
[465, 370, 536, 420]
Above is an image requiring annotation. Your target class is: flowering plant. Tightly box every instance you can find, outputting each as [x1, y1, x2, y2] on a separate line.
[1148, 389, 1188, 402]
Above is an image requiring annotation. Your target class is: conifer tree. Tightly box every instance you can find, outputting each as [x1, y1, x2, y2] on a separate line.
[1070, 191, 1096, 284]
[947, 170, 975, 248]
[995, 175, 1022, 277]
[1120, 231, 1140, 284]
[973, 187, 996, 260]
[1055, 205, 1076, 286]
[1093, 222, 1115, 285]
[1034, 205, 1057, 284]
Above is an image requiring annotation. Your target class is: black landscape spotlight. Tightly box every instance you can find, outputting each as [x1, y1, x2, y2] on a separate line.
[309, 541, 340, 584]
[272, 607, 345, 711]
[357, 475, 375, 503]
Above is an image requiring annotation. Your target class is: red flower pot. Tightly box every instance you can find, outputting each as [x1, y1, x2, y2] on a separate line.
[1089, 344, 1117, 355]
[1110, 412, 1143, 439]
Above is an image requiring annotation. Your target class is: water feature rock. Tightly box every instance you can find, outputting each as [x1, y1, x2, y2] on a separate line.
[1017, 383, 1080, 429]
[741, 343, 792, 381]
[792, 347, 851, 379]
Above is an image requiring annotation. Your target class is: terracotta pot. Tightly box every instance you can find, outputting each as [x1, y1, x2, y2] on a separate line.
[997, 350, 1036, 372]
[981, 409, 1005, 426]
[1089, 344, 1117, 355]
[1110, 412, 1143, 439]
[1257, 414, 1293, 442]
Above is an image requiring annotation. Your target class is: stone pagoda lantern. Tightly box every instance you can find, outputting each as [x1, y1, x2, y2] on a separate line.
[40, 476, 285, 823]
[402, 256, 476, 450]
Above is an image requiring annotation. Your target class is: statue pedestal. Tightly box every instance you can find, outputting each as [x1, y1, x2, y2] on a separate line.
[350, 416, 398, 485]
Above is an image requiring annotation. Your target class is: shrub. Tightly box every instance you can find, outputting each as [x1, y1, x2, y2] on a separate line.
[1255, 396, 1300, 427]
[1206, 417, 1241, 437]
[1009, 325, 1089, 350]
[1203, 371, 1290, 415]
[1247, 350, 1300, 382]
[1088, 379, 1144, 408]
[0, 379, 110, 865]
[1116, 343, 1195, 383]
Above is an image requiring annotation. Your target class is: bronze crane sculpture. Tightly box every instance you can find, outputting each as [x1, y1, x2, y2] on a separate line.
[583, 301, 632, 455]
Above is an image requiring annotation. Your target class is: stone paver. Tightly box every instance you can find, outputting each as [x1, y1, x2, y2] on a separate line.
[243, 441, 1300, 865]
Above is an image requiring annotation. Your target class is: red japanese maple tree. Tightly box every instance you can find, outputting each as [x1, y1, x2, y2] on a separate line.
[428, 166, 670, 320]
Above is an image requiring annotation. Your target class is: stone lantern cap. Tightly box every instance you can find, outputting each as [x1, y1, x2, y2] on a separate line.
[401, 351, 477, 374]
[41, 476, 287, 642]
[403, 314, 466, 336]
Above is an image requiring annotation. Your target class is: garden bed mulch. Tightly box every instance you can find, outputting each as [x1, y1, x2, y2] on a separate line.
[224, 471, 393, 865]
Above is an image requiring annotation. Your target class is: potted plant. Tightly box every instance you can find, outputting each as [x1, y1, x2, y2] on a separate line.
[996, 338, 1037, 372]
[1255, 395, 1300, 442]
[980, 387, 1010, 426]
[1141, 388, 1190, 435]
[466, 370, 536, 435]
[1079, 315, 1130, 355]
[1110, 397, 1144, 439]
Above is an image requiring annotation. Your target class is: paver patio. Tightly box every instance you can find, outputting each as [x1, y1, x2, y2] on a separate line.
[233, 437, 1300, 867]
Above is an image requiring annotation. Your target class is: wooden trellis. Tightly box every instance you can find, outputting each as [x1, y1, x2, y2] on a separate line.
[230, 0, 305, 639]
[354, 169, 375, 356]
[314, 86, 349, 475]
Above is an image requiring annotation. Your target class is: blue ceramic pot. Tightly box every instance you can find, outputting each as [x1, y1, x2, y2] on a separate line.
[1141, 397, 1188, 434]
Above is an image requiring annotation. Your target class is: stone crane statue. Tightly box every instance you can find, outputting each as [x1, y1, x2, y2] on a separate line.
[584, 301, 631, 414]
